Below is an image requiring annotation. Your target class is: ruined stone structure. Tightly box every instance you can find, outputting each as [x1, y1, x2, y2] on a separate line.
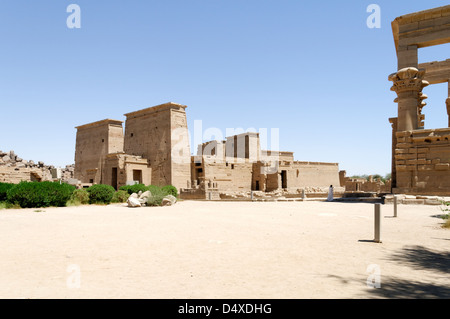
[389, 5, 450, 196]
[75, 103, 341, 197]
[0, 150, 74, 184]
[339, 171, 392, 194]
[74, 102, 190, 191]
[187, 132, 341, 198]
[124, 103, 191, 190]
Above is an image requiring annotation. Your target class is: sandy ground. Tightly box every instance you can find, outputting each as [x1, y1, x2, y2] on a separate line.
[0, 200, 449, 299]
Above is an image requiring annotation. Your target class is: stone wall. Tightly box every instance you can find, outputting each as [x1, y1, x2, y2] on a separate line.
[102, 153, 151, 190]
[339, 171, 392, 193]
[74, 119, 124, 184]
[394, 128, 450, 195]
[389, 5, 450, 196]
[124, 102, 191, 191]
[344, 178, 392, 193]
[252, 161, 341, 192]
[192, 156, 253, 192]
[0, 150, 74, 184]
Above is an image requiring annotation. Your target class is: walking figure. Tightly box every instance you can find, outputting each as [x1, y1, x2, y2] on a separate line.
[327, 185, 334, 202]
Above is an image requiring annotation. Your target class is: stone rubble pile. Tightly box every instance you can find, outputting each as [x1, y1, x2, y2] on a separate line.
[126, 191, 177, 208]
[0, 149, 75, 183]
[222, 187, 345, 199]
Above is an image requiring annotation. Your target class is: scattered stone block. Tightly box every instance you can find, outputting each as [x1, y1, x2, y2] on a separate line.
[402, 199, 425, 205]
[127, 196, 141, 208]
[424, 199, 442, 205]
[162, 195, 177, 206]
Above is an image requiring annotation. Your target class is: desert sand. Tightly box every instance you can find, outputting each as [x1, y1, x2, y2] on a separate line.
[0, 200, 449, 299]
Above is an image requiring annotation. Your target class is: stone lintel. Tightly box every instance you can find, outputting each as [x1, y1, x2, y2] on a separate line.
[75, 119, 123, 130]
[392, 5, 450, 52]
[124, 102, 187, 119]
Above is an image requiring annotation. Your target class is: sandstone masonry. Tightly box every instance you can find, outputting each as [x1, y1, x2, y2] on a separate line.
[389, 5, 450, 196]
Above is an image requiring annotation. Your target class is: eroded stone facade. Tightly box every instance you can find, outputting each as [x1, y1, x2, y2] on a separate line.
[0, 150, 74, 184]
[389, 5, 450, 195]
[74, 102, 190, 191]
[75, 103, 341, 197]
[186, 132, 341, 198]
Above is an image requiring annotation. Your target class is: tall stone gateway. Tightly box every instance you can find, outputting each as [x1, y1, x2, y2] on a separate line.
[123, 102, 191, 190]
[389, 5, 450, 195]
[74, 119, 124, 184]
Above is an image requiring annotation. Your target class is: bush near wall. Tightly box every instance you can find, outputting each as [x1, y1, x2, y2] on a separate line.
[147, 186, 166, 207]
[68, 189, 90, 206]
[111, 190, 129, 203]
[146, 185, 178, 206]
[119, 184, 149, 195]
[6, 181, 75, 208]
[161, 185, 178, 198]
[0, 183, 15, 201]
[87, 184, 116, 204]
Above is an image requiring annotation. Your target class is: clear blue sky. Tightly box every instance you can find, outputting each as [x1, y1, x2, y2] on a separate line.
[1, 1, 449, 176]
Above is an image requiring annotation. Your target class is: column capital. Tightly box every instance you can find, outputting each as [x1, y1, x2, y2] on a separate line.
[389, 67, 429, 131]
[389, 67, 429, 94]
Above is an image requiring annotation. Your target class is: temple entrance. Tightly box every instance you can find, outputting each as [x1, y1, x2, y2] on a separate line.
[133, 170, 142, 184]
[281, 170, 287, 189]
[112, 167, 118, 190]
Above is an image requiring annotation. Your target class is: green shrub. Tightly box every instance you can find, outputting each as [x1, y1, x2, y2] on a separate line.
[441, 200, 450, 213]
[6, 181, 75, 208]
[0, 201, 20, 210]
[144, 185, 178, 206]
[87, 184, 115, 204]
[68, 189, 90, 206]
[111, 190, 129, 203]
[119, 184, 149, 195]
[147, 185, 161, 195]
[147, 186, 166, 207]
[161, 185, 178, 198]
[0, 183, 15, 201]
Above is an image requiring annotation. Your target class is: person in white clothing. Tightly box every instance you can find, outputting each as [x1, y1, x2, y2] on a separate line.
[327, 185, 334, 202]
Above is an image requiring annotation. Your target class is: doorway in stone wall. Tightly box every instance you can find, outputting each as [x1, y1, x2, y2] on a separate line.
[281, 170, 287, 189]
[112, 167, 118, 190]
[133, 169, 142, 184]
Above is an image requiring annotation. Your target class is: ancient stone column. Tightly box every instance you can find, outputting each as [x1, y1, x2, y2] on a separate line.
[447, 81, 450, 127]
[446, 97, 450, 127]
[388, 117, 398, 190]
[389, 67, 429, 132]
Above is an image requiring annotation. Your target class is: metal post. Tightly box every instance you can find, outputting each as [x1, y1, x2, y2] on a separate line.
[374, 204, 382, 243]
[302, 189, 306, 201]
[208, 192, 212, 201]
[393, 195, 398, 218]
[251, 191, 254, 201]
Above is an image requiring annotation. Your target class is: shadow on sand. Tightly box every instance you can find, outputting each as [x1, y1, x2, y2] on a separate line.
[369, 245, 450, 298]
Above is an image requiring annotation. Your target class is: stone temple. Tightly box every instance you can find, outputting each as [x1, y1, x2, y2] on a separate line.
[389, 5, 450, 196]
[74, 102, 341, 198]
